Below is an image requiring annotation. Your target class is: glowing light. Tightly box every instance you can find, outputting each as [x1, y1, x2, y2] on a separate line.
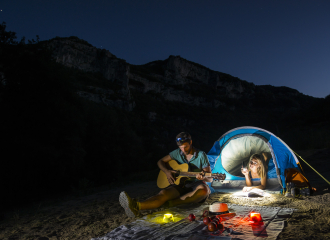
[250, 212, 262, 223]
[163, 213, 174, 223]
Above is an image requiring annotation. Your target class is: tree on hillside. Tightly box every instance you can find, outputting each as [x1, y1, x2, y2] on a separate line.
[0, 22, 17, 45]
[325, 94, 330, 101]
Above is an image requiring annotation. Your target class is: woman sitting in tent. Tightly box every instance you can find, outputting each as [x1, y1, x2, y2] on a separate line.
[241, 153, 270, 192]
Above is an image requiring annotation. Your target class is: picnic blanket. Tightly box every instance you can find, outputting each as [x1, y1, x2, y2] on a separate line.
[91, 204, 294, 240]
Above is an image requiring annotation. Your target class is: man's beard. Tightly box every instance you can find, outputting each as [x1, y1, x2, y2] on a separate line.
[184, 145, 192, 155]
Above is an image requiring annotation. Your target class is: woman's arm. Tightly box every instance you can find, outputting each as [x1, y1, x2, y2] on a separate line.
[243, 175, 267, 191]
[242, 168, 252, 186]
[253, 175, 267, 190]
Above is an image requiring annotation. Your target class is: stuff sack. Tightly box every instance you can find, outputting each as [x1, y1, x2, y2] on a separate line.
[285, 168, 314, 195]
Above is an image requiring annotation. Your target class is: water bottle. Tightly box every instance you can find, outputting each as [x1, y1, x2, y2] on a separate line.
[305, 187, 310, 196]
[285, 183, 292, 197]
[291, 183, 295, 198]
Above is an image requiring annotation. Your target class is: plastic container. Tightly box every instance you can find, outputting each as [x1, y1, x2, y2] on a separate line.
[285, 183, 292, 197]
[285, 182, 297, 197]
[285, 191, 292, 197]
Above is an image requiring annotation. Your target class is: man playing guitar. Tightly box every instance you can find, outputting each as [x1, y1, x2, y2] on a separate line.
[119, 132, 213, 218]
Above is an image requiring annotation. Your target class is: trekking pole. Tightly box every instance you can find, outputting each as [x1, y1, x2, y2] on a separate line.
[292, 150, 330, 186]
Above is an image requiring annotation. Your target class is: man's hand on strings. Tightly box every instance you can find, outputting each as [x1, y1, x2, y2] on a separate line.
[166, 170, 176, 184]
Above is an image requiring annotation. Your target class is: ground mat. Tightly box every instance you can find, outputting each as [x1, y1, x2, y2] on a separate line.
[91, 204, 294, 240]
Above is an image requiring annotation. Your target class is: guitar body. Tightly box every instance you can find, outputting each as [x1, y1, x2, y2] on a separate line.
[157, 160, 189, 188]
[157, 160, 226, 189]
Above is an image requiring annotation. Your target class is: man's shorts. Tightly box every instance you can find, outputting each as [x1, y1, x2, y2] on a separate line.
[168, 180, 210, 202]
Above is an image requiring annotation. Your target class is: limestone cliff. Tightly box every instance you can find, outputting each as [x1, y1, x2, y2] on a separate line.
[46, 37, 134, 111]
[129, 55, 255, 109]
[129, 55, 314, 112]
[46, 37, 316, 113]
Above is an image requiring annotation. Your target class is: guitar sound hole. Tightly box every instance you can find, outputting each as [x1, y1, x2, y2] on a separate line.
[179, 177, 188, 185]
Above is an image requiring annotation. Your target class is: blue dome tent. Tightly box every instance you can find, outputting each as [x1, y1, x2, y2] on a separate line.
[207, 126, 301, 192]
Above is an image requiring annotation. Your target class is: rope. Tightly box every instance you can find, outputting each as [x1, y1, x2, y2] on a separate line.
[292, 150, 330, 186]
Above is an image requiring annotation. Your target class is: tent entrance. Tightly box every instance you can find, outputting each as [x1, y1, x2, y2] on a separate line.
[208, 126, 300, 191]
[211, 134, 282, 190]
[221, 135, 272, 177]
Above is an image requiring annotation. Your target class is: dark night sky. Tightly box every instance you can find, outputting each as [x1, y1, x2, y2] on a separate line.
[1, 0, 329, 98]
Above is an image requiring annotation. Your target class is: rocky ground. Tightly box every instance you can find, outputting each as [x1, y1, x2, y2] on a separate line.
[1, 149, 330, 240]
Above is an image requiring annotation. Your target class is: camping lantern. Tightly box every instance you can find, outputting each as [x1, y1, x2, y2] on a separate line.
[163, 213, 174, 223]
[250, 212, 262, 223]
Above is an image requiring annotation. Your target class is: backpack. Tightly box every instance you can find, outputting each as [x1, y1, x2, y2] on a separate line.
[284, 168, 315, 195]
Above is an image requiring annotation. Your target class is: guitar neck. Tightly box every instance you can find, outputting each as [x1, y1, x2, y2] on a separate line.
[178, 172, 212, 177]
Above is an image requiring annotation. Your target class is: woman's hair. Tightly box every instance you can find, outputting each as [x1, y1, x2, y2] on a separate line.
[247, 153, 267, 178]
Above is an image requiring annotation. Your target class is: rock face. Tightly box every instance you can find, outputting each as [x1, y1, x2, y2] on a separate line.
[129, 55, 256, 109]
[163, 55, 252, 99]
[46, 37, 316, 112]
[128, 55, 316, 112]
[47, 37, 134, 111]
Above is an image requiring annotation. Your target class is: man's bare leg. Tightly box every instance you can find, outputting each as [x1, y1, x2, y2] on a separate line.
[169, 187, 209, 207]
[139, 187, 180, 210]
[120, 186, 207, 217]
[119, 187, 180, 217]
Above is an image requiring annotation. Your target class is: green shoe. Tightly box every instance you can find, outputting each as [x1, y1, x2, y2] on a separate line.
[119, 191, 139, 217]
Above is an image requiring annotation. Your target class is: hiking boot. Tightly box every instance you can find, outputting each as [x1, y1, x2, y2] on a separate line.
[119, 191, 139, 217]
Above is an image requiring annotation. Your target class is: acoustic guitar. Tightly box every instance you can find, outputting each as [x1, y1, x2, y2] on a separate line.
[157, 160, 226, 188]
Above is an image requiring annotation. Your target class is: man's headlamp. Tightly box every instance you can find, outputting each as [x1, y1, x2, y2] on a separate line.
[176, 137, 191, 143]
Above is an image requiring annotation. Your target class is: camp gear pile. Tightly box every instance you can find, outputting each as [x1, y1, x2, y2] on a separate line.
[91, 203, 294, 240]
